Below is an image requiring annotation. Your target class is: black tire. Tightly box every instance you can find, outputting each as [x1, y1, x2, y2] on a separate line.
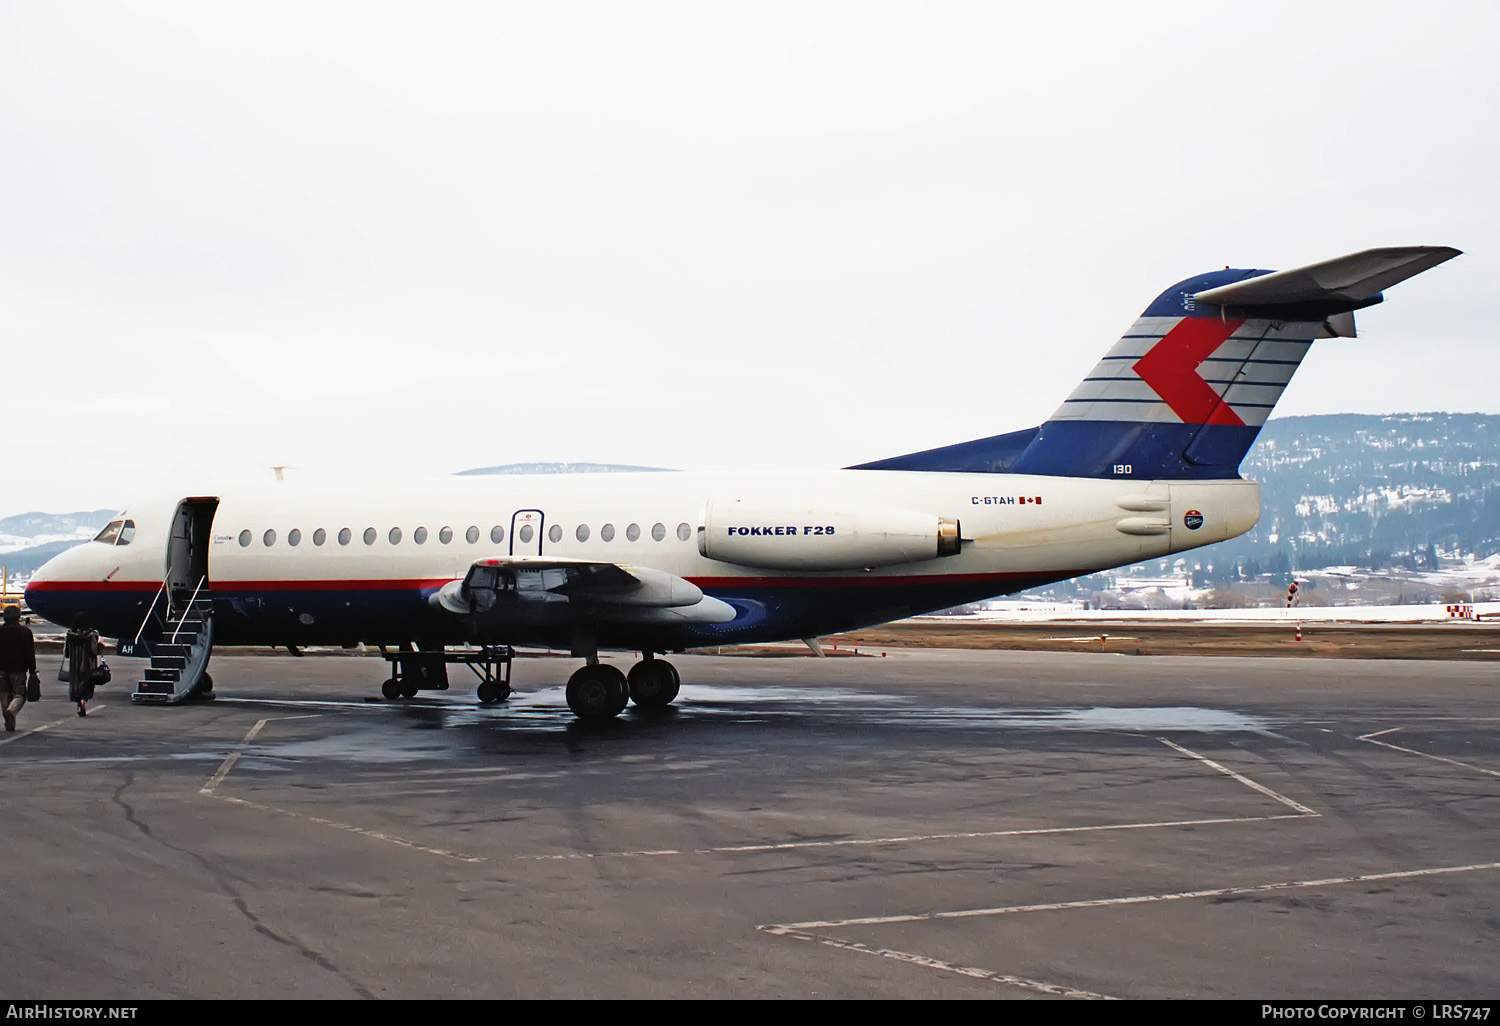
[627, 661, 678, 708]
[477, 681, 511, 704]
[660, 660, 680, 704]
[381, 678, 402, 700]
[186, 673, 216, 701]
[606, 671, 629, 716]
[566, 665, 628, 719]
[399, 678, 420, 699]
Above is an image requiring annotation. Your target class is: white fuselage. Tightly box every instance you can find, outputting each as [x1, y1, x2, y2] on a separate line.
[26, 470, 1260, 650]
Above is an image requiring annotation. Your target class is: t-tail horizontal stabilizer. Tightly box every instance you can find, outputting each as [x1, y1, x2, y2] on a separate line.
[852, 246, 1460, 480]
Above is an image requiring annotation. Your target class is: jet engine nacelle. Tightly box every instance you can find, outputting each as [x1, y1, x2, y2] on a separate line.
[699, 499, 961, 571]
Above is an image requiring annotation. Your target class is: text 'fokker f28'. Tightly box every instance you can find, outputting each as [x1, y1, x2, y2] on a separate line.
[25, 246, 1460, 718]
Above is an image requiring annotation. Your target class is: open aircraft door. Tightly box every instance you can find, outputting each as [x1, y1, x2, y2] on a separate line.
[131, 496, 220, 704]
[167, 497, 219, 605]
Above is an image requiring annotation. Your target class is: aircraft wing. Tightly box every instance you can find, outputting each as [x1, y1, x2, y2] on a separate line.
[1192, 246, 1461, 312]
[430, 556, 735, 626]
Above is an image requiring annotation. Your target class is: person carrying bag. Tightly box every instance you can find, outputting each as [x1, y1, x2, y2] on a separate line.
[64, 613, 101, 718]
[0, 604, 37, 732]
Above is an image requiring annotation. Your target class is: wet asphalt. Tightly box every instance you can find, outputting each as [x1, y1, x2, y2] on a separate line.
[1, 647, 1496, 999]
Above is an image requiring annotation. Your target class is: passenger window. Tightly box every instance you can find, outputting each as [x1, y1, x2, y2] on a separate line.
[118, 520, 136, 545]
[93, 520, 123, 545]
[601, 524, 615, 542]
[677, 522, 691, 541]
[651, 523, 665, 542]
[263, 529, 277, 547]
[288, 529, 301, 547]
[389, 527, 402, 545]
[363, 528, 376, 545]
[338, 528, 352, 546]
[238, 529, 251, 547]
[490, 525, 504, 544]
[466, 526, 479, 544]
[313, 528, 326, 546]
[439, 526, 453, 544]
[414, 527, 428, 545]
[626, 523, 640, 542]
[519, 525, 534, 544]
[575, 524, 589, 542]
[548, 524, 562, 543]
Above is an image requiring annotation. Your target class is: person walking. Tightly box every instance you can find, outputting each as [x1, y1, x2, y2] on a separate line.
[0, 604, 38, 732]
[64, 613, 100, 718]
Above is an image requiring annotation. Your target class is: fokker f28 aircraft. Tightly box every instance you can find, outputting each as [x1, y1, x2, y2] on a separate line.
[25, 246, 1460, 719]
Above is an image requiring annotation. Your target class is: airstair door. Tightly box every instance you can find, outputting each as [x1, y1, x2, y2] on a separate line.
[166, 497, 220, 607]
[136, 496, 220, 705]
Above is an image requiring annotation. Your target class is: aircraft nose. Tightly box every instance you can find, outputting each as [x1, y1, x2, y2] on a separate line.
[24, 551, 64, 624]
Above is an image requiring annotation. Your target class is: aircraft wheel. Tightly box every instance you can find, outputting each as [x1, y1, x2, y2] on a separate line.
[399, 678, 420, 699]
[566, 665, 628, 719]
[381, 678, 401, 700]
[195, 672, 215, 697]
[627, 660, 679, 708]
[477, 681, 511, 704]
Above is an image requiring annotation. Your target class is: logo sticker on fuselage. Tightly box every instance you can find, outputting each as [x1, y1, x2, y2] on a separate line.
[1183, 510, 1204, 530]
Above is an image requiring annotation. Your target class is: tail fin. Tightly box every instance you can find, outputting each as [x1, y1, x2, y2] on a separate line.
[854, 246, 1460, 479]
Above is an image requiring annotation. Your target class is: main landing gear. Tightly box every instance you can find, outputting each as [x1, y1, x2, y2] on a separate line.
[565, 654, 680, 720]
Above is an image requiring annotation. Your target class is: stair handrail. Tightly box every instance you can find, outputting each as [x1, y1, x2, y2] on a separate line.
[133, 576, 171, 645]
[170, 575, 208, 645]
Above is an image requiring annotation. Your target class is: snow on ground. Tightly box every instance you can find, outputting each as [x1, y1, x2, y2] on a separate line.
[916, 601, 1500, 624]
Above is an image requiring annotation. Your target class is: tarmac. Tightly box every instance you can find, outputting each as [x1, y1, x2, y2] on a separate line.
[1, 646, 1496, 999]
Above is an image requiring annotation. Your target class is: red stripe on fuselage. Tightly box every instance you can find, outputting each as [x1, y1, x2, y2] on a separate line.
[25, 580, 159, 593]
[33, 571, 1076, 593]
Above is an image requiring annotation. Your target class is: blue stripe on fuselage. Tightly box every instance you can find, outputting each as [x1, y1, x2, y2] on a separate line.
[28, 574, 1078, 653]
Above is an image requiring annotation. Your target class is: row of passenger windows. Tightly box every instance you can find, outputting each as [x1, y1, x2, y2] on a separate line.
[236, 522, 695, 548]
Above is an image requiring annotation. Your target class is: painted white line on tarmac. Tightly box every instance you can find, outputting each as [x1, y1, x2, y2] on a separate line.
[0, 704, 106, 747]
[197, 712, 492, 862]
[769, 861, 1500, 931]
[202, 791, 490, 863]
[1358, 727, 1403, 740]
[1356, 732, 1500, 779]
[515, 813, 1312, 861]
[199, 713, 321, 795]
[200, 717, 270, 793]
[1157, 737, 1320, 816]
[757, 927, 1116, 1000]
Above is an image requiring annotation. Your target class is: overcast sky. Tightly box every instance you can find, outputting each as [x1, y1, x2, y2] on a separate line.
[2, 1, 1495, 518]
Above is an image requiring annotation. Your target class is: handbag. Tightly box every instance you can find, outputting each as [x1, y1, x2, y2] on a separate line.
[58, 660, 71, 684]
[26, 671, 40, 702]
[88, 660, 112, 687]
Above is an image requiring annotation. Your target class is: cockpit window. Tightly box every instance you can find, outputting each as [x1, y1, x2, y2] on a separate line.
[117, 520, 135, 545]
[93, 520, 123, 545]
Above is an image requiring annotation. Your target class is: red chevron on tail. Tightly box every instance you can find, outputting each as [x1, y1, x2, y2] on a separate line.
[1132, 317, 1247, 426]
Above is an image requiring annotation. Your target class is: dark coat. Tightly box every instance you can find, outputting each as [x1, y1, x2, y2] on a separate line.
[65, 628, 100, 703]
[0, 620, 37, 674]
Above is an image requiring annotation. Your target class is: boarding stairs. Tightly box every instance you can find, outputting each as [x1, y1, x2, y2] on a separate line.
[129, 577, 215, 704]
